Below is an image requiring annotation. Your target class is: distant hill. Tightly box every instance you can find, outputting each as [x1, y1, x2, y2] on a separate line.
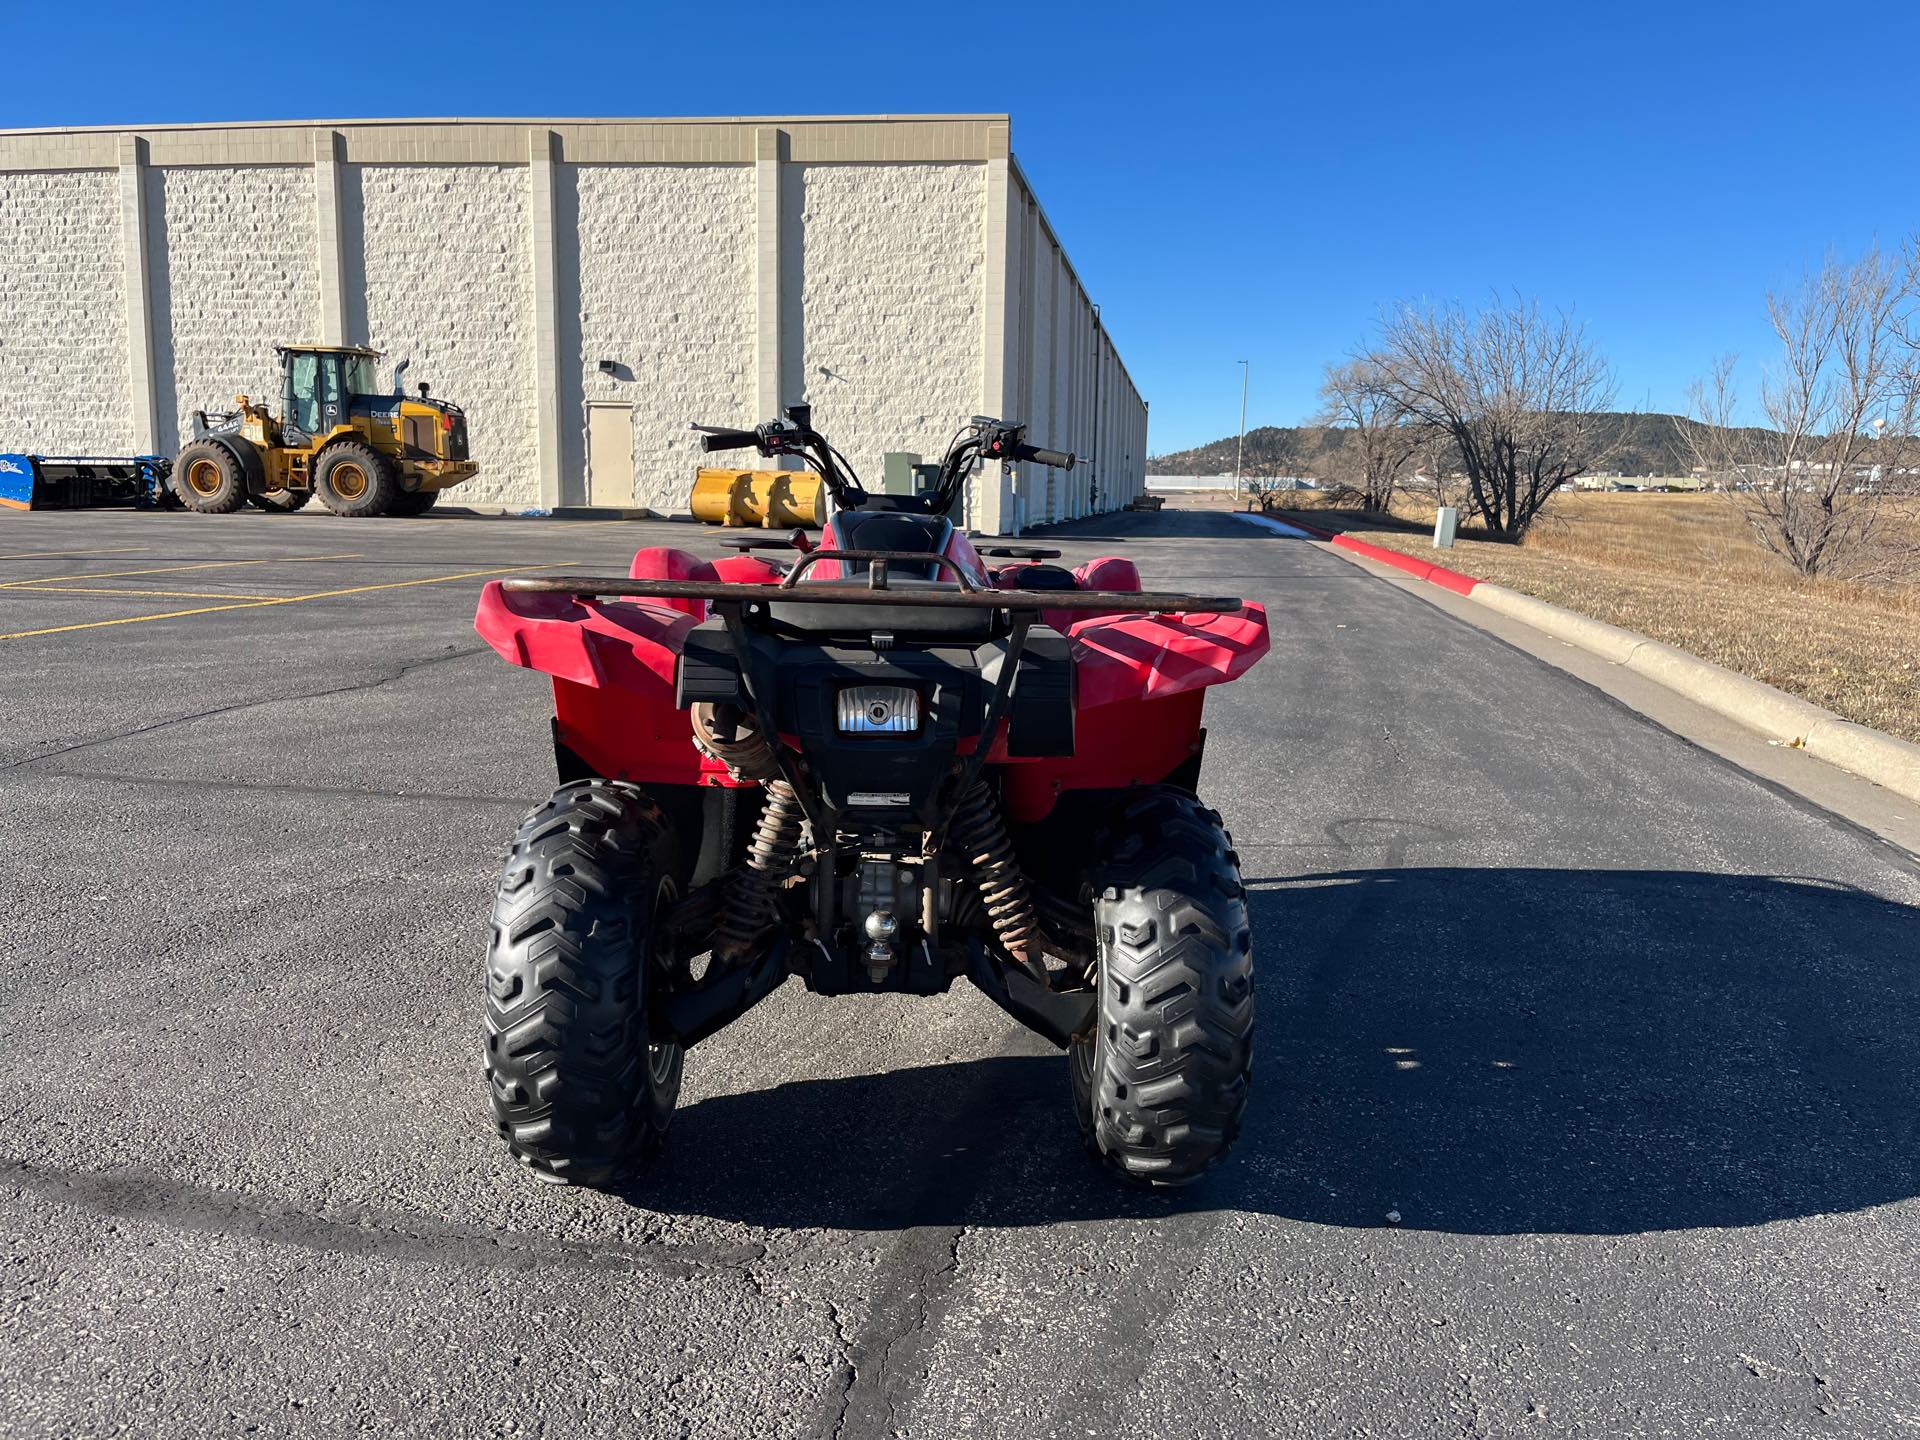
[1148, 412, 1762, 479]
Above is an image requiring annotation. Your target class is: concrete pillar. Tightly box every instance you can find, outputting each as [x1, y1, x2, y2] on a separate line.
[1044, 248, 1059, 523]
[528, 128, 564, 508]
[754, 127, 794, 467]
[117, 134, 158, 455]
[312, 129, 349, 346]
[976, 123, 1018, 533]
[1014, 194, 1040, 533]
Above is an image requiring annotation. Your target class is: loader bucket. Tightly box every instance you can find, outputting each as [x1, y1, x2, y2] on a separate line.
[689, 466, 826, 528]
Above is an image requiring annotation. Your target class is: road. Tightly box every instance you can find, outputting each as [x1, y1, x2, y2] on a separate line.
[2, 506, 1916, 1438]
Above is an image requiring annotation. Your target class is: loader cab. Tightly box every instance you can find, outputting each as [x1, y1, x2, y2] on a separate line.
[278, 345, 379, 444]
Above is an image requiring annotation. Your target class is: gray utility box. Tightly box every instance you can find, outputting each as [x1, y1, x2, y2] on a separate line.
[1433, 505, 1459, 549]
[881, 452, 941, 496]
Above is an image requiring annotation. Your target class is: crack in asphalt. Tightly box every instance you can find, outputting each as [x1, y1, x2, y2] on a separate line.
[1380, 723, 1409, 769]
[825, 1225, 966, 1440]
[0, 644, 490, 774]
[2, 1159, 765, 1277]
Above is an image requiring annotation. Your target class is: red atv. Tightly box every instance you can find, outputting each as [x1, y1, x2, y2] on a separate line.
[475, 409, 1269, 1186]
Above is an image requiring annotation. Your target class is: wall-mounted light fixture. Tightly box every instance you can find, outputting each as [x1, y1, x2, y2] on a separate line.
[597, 359, 619, 377]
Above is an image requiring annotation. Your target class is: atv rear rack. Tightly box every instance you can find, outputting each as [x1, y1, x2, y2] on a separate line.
[503, 547, 1243, 614]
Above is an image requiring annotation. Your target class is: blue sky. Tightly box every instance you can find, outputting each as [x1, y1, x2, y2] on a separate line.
[6, 0, 1917, 453]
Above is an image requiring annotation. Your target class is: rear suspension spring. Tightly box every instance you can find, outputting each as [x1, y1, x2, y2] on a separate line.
[950, 782, 1041, 973]
[713, 780, 805, 965]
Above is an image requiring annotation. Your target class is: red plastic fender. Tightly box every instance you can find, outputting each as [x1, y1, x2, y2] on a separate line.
[625, 546, 710, 618]
[1001, 690, 1206, 823]
[475, 582, 692, 698]
[1064, 604, 1269, 707]
[1072, 556, 1140, 592]
[625, 546, 784, 619]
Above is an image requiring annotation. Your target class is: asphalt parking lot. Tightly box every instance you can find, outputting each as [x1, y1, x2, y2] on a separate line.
[2, 505, 1918, 1438]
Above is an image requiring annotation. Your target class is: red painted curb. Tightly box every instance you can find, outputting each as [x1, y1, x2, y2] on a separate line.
[1276, 514, 1338, 540]
[1329, 533, 1481, 595]
[1258, 509, 1482, 596]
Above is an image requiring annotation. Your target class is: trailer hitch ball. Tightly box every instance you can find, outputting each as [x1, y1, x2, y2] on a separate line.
[864, 909, 898, 984]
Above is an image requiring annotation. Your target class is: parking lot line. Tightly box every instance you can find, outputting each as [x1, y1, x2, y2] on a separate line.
[1, 552, 365, 589]
[0, 563, 556, 642]
[18, 586, 291, 601]
[0, 545, 151, 562]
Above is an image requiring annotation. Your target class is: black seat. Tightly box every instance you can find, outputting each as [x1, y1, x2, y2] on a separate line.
[1000, 564, 1078, 591]
[763, 578, 997, 640]
[827, 511, 953, 579]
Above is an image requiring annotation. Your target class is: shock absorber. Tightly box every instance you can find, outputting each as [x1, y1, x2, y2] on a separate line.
[949, 781, 1043, 978]
[712, 779, 805, 965]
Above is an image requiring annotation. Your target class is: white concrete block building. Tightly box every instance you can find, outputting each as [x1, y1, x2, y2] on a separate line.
[0, 115, 1147, 528]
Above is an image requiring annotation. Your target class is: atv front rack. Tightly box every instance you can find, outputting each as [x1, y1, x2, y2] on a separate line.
[503, 548, 1244, 614]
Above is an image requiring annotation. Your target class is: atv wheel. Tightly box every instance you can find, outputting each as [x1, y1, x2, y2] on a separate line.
[389, 488, 439, 516]
[314, 441, 398, 517]
[485, 779, 684, 1185]
[173, 441, 247, 514]
[1069, 786, 1255, 1185]
[249, 485, 311, 513]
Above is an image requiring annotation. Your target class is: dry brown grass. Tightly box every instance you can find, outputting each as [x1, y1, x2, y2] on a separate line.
[1269, 491, 1920, 743]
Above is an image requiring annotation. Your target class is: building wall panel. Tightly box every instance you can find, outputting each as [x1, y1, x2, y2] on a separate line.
[148, 166, 318, 454]
[348, 163, 534, 506]
[0, 170, 128, 454]
[795, 163, 983, 485]
[564, 164, 755, 510]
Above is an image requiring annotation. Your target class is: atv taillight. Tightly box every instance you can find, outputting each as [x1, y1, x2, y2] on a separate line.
[836, 685, 919, 735]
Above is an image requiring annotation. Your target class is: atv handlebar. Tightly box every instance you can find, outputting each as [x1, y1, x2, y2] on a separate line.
[691, 412, 870, 507]
[697, 427, 761, 454]
[1017, 444, 1076, 470]
[691, 411, 1077, 518]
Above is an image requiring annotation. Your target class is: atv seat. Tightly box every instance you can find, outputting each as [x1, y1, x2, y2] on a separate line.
[826, 511, 952, 579]
[992, 563, 1079, 591]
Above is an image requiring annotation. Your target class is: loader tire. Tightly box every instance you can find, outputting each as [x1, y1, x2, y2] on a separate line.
[314, 441, 398, 517]
[1069, 786, 1254, 1185]
[173, 442, 248, 514]
[485, 779, 684, 1186]
[249, 485, 312, 513]
[389, 488, 438, 516]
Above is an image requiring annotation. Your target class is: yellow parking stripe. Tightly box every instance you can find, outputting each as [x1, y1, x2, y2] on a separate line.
[0, 564, 554, 642]
[0, 545, 150, 562]
[0, 552, 362, 588]
[17, 586, 290, 601]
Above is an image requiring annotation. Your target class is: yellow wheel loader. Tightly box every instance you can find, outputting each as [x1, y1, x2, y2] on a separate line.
[172, 345, 477, 518]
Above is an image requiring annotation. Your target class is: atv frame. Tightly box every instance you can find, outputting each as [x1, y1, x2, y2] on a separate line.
[477, 409, 1268, 1186]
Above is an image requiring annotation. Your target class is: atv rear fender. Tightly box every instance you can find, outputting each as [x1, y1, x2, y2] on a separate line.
[474, 545, 1268, 818]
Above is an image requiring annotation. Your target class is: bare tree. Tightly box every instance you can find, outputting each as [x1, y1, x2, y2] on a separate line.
[1682, 245, 1920, 580]
[1364, 295, 1615, 539]
[1318, 359, 1423, 513]
[1410, 431, 1473, 516]
[1239, 429, 1314, 513]
[1242, 471, 1290, 513]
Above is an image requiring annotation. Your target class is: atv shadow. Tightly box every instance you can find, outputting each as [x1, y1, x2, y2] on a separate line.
[634, 868, 1920, 1236]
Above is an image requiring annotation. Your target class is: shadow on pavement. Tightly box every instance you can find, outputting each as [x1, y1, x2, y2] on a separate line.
[637, 868, 1920, 1235]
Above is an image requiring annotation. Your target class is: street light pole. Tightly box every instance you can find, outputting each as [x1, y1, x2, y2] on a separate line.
[1234, 360, 1249, 505]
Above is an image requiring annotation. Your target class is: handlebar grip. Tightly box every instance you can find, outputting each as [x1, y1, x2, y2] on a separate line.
[1018, 444, 1076, 469]
[700, 428, 761, 453]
